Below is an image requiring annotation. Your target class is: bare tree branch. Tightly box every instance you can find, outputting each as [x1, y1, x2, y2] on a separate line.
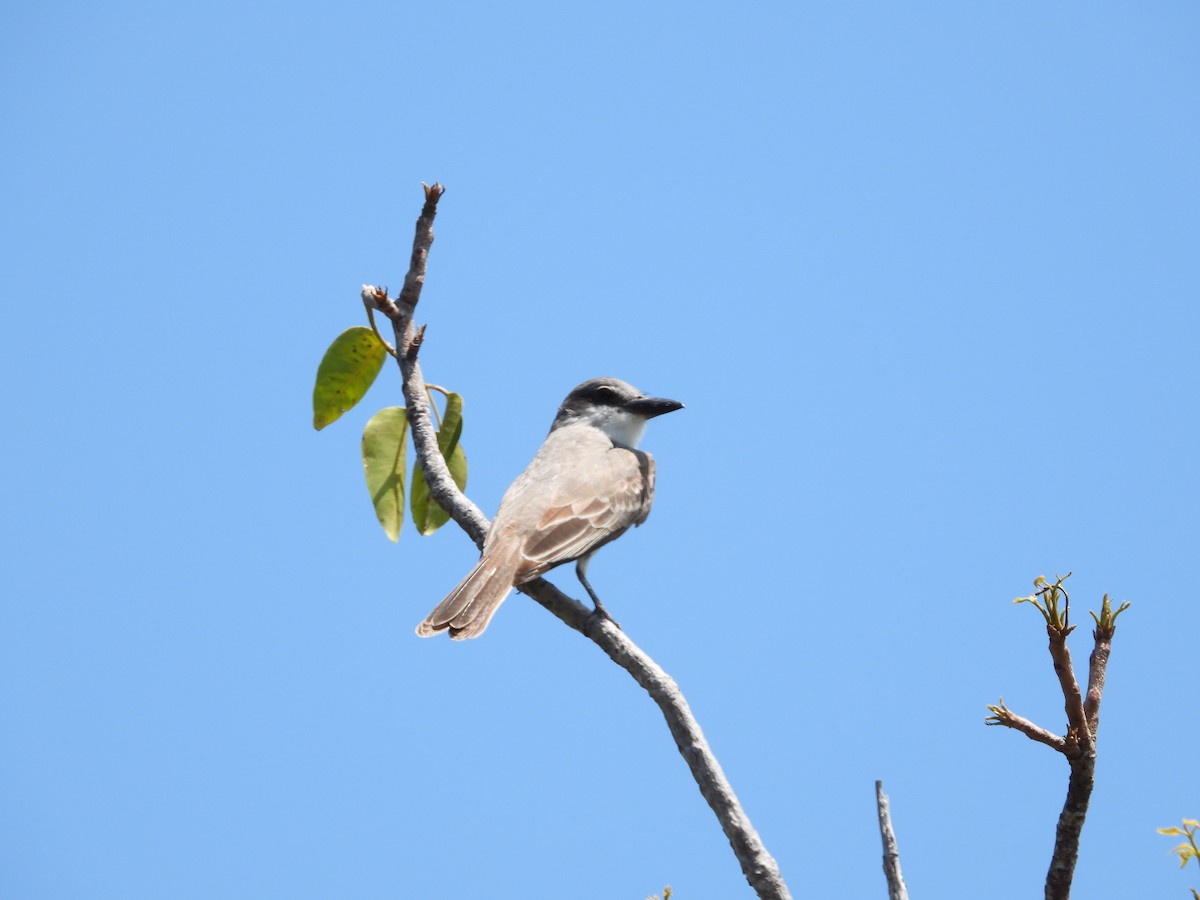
[990, 576, 1129, 900]
[1083, 595, 1127, 737]
[1046, 626, 1091, 757]
[373, 186, 792, 900]
[875, 781, 909, 900]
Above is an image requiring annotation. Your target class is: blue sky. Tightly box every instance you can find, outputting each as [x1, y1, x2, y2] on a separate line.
[2, 2, 1197, 898]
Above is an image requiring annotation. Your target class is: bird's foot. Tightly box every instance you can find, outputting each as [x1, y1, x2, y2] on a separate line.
[589, 599, 622, 631]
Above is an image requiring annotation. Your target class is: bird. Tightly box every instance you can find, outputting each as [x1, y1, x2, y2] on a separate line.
[416, 377, 683, 639]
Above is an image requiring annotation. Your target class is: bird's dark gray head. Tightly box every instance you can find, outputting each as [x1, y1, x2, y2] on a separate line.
[551, 378, 683, 447]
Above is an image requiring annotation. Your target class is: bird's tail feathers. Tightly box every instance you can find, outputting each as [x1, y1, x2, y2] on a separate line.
[415, 544, 522, 640]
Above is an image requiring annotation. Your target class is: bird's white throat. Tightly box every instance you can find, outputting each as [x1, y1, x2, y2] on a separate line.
[584, 406, 646, 449]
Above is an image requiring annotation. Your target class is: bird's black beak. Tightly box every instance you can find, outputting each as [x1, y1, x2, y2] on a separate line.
[624, 396, 684, 419]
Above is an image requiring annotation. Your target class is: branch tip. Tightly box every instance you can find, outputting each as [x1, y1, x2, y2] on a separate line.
[875, 780, 909, 900]
[1014, 572, 1074, 633]
[421, 182, 447, 213]
[361, 284, 389, 310]
[1089, 594, 1131, 636]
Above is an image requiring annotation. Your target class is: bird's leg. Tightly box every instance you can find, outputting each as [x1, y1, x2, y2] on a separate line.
[576, 557, 621, 629]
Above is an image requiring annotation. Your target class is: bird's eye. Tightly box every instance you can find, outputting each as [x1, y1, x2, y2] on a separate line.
[593, 386, 618, 402]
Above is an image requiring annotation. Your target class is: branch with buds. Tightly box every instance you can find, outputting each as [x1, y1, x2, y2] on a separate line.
[986, 574, 1130, 900]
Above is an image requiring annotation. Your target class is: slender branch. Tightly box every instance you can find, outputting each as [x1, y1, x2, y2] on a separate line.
[377, 187, 792, 899]
[1083, 595, 1128, 737]
[1046, 627, 1090, 755]
[522, 579, 791, 898]
[395, 183, 443, 326]
[398, 348, 489, 546]
[984, 699, 1067, 753]
[875, 781, 909, 900]
[1082, 640, 1108, 737]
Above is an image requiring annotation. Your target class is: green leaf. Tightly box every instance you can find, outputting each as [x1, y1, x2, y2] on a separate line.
[411, 393, 469, 535]
[362, 407, 408, 541]
[313, 326, 387, 430]
[438, 392, 465, 458]
[411, 444, 468, 535]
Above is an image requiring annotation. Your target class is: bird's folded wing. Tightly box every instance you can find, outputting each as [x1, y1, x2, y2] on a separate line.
[516, 451, 652, 579]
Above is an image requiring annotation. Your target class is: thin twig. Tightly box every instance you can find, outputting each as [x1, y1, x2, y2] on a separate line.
[378, 186, 792, 900]
[875, 781, 909, 900]
[362, 299, 397, 358]
[984, 699, 1067, 753]
[396, 183, 444, 327]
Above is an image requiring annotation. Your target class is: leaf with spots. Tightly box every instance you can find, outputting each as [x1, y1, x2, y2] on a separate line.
[312, 326, 387, 430]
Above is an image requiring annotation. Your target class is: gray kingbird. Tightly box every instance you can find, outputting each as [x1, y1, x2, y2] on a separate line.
[416, 377, 683, 640]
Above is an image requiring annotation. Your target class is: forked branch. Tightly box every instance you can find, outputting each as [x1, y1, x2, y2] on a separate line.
[986, 575, 1130, 900]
